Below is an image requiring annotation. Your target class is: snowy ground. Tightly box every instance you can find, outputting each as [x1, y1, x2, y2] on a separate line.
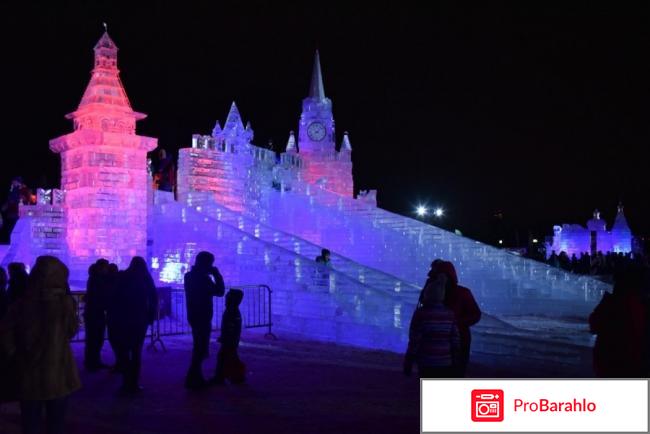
[0, 328, 594, 434]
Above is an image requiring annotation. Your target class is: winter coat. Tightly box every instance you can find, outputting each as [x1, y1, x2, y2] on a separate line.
[83, 272, 111, 324]
[406, 304, 460, 368]
[107, 269, 157, 346]
[219, 308, 242, 349]
[589, 290, 646, 377]
[446, 285, 482, 360]
[184, 266, 225, 326]
[7, 271, 28, 304]
[419, 261, 482, 361]
[0, 258, 81, 401]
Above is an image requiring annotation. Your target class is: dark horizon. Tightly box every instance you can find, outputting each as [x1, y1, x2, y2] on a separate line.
[1, 2, 648, 246]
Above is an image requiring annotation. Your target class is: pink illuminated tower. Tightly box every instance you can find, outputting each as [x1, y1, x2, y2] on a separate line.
[49, 30, 157, 266]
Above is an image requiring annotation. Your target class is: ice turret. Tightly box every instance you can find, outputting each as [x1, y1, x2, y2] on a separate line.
[286, 131, 297, 152]
[49, 29, 157, 270]
[341, 131, 352, 151]
[211, 120, 222, 139]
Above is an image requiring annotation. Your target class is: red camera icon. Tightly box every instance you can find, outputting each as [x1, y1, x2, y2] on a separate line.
[471, 389, 504, 422]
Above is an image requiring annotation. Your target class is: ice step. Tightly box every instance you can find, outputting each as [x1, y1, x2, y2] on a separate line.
[184, 198, 421, 297]
[253, 182, 610, 323]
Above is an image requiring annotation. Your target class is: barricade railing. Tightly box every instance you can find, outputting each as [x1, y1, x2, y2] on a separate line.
[70, 291, 86, 343]
[69, 285, 275, 350]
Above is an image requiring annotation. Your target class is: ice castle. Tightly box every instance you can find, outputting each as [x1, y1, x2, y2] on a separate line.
[1, 32, 611, 368]
[547, 206, 634, 258]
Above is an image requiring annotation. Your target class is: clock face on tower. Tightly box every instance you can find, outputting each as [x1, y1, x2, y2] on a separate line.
[307, 122, 327, 141]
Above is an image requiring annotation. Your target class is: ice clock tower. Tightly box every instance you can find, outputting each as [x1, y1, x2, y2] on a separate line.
[290, 50, 354, 198]
[298, 51, 335, 153]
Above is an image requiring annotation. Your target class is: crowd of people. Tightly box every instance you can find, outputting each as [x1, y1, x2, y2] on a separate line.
[0, 249, 648, 432]
[0, 252, 245, 434]
[547, 249, 644, 277]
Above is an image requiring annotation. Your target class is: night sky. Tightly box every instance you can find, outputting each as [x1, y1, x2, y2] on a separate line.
[1, 2, 648, 245]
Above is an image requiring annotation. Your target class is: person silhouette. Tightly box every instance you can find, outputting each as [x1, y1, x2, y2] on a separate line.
[212, 289, 245, 385]
[83, 259, 111, 371]
[184, 251, 225, 389]
[108, 257, 157, 393]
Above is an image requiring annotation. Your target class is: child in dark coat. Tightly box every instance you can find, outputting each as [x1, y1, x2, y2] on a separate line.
[211, 289, 245, 385]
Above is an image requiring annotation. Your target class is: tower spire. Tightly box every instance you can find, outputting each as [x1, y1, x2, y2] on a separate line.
[66, 30, 145, 126]
[308, 50, 326, 99]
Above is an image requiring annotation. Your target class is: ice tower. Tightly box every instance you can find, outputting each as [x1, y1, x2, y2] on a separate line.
[177, 103, 271, 212]
[49, 31, 157, 266]
[212, 102, 254, 148]
[297, 51, 353, 197]
[611, 204, 632, 253]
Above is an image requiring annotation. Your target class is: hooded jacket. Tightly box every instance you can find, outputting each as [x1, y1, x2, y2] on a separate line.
[420, 261, 482, 360]
[0, 256, 81, 401]
[184, 265, 225, 326]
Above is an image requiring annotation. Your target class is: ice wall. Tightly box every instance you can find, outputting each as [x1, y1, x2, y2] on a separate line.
[294, 147, 354, 198]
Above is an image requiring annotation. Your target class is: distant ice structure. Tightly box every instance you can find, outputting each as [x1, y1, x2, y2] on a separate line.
[547, 205, 633, 258]
[3, 35, 612, 365]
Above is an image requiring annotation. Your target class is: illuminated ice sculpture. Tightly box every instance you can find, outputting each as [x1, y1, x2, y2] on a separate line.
[2, 31, 614, 363]
[546, 205, 633, 257]
[49, 31, 157, 267]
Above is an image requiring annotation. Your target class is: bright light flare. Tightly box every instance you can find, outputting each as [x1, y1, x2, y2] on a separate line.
[416, 205, 428, 217]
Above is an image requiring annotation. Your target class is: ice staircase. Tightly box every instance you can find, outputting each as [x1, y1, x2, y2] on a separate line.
[150, 196, 418, 351]
[254, 181, 610, 320]
[183, 193, 421, 297]
[151, 191, 606, 373]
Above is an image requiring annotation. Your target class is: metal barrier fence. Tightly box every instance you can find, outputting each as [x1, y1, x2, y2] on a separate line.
[70, 284, 275, 349]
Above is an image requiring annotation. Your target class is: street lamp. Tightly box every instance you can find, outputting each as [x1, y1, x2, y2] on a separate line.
[434, 207, 444, 218]
[416, 205, 428, 217]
